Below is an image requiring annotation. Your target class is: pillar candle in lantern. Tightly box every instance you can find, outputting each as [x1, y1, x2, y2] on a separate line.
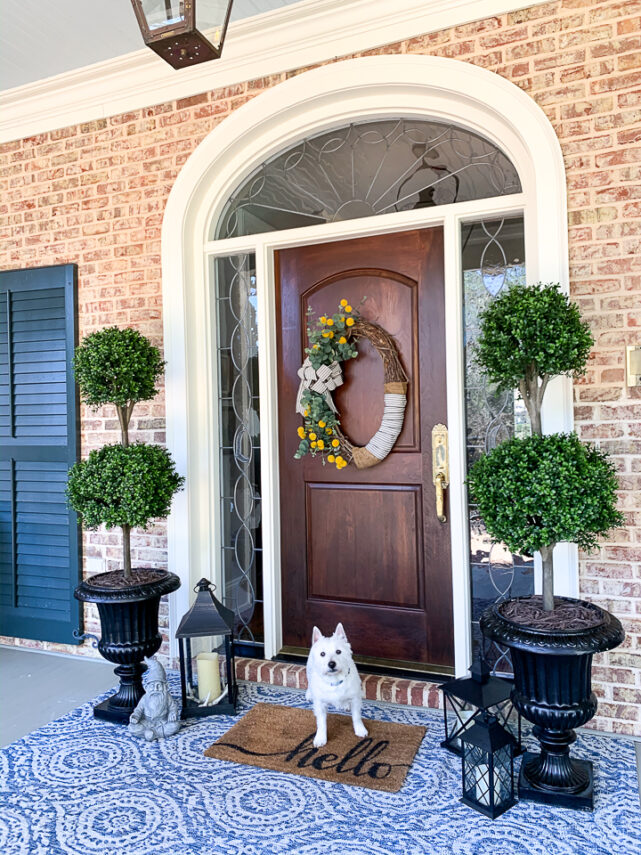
[196, 652, 221, 702]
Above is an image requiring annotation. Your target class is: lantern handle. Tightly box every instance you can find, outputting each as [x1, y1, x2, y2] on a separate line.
[193, 577, 217, 594]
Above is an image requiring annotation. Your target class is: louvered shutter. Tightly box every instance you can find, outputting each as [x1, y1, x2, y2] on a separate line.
[0, 265, 81, 644]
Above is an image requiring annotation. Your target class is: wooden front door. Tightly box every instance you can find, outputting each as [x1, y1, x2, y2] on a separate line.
[276, 229, 453, 671]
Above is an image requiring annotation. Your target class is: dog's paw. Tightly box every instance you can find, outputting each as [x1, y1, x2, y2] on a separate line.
[313, 733, 327, 748]
[354, 723, 368, 738]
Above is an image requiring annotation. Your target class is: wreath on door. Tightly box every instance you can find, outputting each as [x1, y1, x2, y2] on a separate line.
[294, 300, 408, 470]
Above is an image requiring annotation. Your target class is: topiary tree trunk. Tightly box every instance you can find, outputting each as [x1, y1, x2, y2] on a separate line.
[521, 362, 555, 609]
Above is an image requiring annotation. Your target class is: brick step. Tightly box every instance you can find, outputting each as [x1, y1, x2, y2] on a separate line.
[235, 657, 444, 709]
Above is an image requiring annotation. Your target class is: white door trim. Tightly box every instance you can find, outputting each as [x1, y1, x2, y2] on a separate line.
[161, 54, 573, 675]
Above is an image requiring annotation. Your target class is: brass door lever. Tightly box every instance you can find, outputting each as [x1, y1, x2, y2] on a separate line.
[432, 424, 449, 523]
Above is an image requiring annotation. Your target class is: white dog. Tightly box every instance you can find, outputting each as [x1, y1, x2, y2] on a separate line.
[305, 623, 368, 748]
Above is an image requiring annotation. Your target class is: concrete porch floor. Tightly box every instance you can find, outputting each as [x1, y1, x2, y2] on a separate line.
[0, 646, 115, 747]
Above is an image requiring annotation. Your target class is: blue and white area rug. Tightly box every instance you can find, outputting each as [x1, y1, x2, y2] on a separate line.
[1, 681, 640, 855]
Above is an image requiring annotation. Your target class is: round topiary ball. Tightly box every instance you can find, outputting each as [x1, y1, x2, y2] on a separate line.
[467, 432, 623, 556]
[475, 282, 593, 391]
[67, 443, 184, 530]
[73, 326, 165, 409]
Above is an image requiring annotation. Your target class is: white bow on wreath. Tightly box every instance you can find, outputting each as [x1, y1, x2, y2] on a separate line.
[295, 358, 343, 415]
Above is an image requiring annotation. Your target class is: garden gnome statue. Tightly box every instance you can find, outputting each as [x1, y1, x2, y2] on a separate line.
[128, 656, 181, 740]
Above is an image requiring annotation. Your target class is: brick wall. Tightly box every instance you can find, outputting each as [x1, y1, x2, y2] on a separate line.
[1, 0, 640, 734]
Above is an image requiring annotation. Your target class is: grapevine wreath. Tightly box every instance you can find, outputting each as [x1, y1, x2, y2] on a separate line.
[294, 300, 408, 470]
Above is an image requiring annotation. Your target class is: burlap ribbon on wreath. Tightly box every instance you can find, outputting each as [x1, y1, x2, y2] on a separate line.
[295, 358, 343, 415]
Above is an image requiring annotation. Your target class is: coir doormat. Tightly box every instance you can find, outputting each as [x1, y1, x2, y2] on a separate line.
[204, 702, 426, 792]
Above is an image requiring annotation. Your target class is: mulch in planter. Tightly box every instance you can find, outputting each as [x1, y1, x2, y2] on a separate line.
[499, 596, 604, 631]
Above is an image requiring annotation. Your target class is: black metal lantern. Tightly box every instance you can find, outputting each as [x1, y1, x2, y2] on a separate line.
[461, 713, 516, 819]
[440, 654, 522, 755]
[130, 1, 234, 69]
[176, 577, 238, 717]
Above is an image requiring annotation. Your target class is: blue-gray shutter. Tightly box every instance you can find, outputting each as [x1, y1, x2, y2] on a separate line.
[0, 264, 81, 644]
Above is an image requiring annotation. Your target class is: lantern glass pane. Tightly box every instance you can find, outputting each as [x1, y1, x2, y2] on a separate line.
[463, 745, 492, 806]
[494, 744, 513, 803]
[445, 695, 476, 750]
[197, 0, 231, 47]
[141, 0, 186, 30]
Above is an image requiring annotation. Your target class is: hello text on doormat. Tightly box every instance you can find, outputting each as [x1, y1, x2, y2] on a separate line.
[204, 703, 427, 792]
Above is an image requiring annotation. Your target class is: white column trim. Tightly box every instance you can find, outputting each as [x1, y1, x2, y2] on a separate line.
[2, 0, 554, 143]
[162, 54, 572, 672]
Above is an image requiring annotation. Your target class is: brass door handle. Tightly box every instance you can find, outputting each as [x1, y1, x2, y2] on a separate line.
[432, 424, 449, 523]
[435, 472, 447, 523]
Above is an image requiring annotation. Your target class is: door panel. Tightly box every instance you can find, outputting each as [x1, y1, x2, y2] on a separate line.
[276, 228, 453, 670]
[306, 483, 422, 607]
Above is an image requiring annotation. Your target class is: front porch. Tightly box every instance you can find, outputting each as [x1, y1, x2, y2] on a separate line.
[1, 649, 640, 855]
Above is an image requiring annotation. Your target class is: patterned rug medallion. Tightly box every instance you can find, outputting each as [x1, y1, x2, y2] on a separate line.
[204, 702, 426, 791]
[1, 679, 640, 855]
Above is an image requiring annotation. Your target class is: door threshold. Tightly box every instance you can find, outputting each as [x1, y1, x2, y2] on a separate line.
[275, 646, 453, 683]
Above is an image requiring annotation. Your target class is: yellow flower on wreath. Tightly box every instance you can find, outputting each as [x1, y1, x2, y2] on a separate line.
[331, 439, 340, 448]
[318, 420, 326, 428]
[308, 432, 317, 441]
[326, 318, 334, 326]
[311, 441, 317, 448]
[327, 454, 335, 463]
[297, 427, 305, 439]
[317, 440, 325, 450]
[345, 305, 352, 313]
[340, 299, 348, 307]
[346, 317, 355, 327]
[339, 336, 347, 344]
[326, 428, 333, 435]
[320, 316, 327, 324]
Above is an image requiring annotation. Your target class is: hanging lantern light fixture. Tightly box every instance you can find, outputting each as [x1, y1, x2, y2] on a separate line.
[130, 1, 234, 69]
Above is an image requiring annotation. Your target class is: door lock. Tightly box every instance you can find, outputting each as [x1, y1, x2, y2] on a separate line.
[432, 424, 449, 523]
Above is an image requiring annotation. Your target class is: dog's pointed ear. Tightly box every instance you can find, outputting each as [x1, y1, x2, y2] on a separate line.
[335, 622, 348, 641]
[312, 626, 323, 644]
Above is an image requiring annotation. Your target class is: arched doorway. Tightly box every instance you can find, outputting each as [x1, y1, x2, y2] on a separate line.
[162, 54, 573, 676]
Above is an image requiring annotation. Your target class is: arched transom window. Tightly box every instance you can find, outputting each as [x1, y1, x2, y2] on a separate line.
[213, 118, 521, 239]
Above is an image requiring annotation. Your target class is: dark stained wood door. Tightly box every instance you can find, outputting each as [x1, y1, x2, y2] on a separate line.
[276, 228, 453, 671]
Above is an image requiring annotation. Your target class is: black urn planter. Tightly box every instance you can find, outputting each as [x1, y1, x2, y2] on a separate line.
[75, 570, 181, 724]
[480, 597, 624, 810]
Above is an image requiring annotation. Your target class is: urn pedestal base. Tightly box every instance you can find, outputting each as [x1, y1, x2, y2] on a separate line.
[92, 663, 148, 724]
[519, 752, 594, 810]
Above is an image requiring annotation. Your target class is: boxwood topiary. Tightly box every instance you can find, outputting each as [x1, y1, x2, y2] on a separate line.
[470, 282, 622, 612]
[468, 434, 623, 608]
[73, 326, 165, 446]
[67, 326, 183, 581]
[68, 444, 184, 531]
[475, 282, 593, 435]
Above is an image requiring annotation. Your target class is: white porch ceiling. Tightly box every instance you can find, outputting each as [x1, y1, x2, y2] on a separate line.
[0, 0, 302, 90]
